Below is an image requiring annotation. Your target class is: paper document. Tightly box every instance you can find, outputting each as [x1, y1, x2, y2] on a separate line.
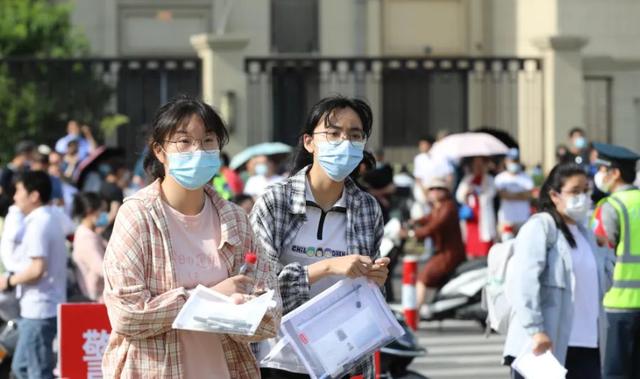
[172, 285, 275, 336]
[512, 349, 567, 379]
[268, 277, 404, 379]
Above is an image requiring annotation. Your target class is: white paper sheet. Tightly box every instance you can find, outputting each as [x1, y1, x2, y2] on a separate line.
[270, 277, 404, 379]
[512, 349, 567, 379]
[172, 285, 275, 336]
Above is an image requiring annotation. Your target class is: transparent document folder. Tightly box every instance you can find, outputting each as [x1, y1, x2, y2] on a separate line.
[172, 285, 275, 336]
[267, 277, 404, 379]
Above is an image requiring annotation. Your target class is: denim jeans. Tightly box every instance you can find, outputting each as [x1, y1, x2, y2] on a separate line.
[12, 317, 57, 379]
[604, 311, 640, 379]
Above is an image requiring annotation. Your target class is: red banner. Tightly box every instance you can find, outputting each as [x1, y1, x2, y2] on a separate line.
[58, 303, 111, 379]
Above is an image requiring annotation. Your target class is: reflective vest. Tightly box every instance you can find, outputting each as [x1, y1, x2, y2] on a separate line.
[602, 189, 640, 309]
[212, 175, 232, 200]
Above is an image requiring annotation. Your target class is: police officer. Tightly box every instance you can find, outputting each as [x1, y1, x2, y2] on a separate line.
[592, 142, 640, 379]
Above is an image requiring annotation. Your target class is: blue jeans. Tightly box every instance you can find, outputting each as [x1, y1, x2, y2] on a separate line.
[604, 311, 640, 379]
[12, 317, 57, 379]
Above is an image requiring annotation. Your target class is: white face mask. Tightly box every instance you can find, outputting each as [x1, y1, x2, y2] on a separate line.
[563, 193, 591, 222]
[594, 171, 611, 193]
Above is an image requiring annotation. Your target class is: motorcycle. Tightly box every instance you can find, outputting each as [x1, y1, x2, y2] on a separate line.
[420, 258, 488, 328]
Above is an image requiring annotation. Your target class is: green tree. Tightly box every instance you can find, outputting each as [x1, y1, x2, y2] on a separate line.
[0, 0, 88, 58]
[0, 0, 118, 163]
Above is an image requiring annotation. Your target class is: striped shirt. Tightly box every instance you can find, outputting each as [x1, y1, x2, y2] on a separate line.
[102, 180, 281, 378]
[250, 165, 384, 379]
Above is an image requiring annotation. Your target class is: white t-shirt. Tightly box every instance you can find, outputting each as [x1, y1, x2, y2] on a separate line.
[567, 225, 599, 348]
[0, 205, 28, 273]
[413, 152, 453, 185]
[281, 183, 348, 297]
[259, 180, 349, 374]
[494, 171, 534, 224]
[244, 174, 285, 197]
[17, 206, 68, 319]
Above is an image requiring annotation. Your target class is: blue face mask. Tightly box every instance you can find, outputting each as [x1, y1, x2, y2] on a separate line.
[506, 162, 520, 174]
[95, 211, 109, 228]
[317, 141, 364, 182]
[166, 150, 221, 190]
[574, 137, 587, 150]
[255, 163, 269, 176]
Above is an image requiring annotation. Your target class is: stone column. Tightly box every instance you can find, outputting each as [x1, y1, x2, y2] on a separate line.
[533, 35, 588, 171]
[190, 33, 250, 155]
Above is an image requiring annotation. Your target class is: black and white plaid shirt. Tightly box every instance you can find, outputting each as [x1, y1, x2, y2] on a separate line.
[250, 165, 384, 379]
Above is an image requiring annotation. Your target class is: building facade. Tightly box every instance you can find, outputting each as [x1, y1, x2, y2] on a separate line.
[71, 0, 640, 169]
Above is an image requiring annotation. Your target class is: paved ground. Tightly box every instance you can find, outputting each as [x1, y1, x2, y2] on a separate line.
[388, 259, 509, 379]
[407, 320, 509, 379]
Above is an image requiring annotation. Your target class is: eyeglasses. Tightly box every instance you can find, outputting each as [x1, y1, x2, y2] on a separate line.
[313, 129, 367, 146]
[165, 136, 218, 153]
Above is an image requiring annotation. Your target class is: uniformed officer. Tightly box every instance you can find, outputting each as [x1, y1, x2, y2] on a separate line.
[592, 142, 640, 379]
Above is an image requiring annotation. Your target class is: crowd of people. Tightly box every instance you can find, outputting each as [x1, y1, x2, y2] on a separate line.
[403, 128, 640, 379]
[0, 93, 637, 379]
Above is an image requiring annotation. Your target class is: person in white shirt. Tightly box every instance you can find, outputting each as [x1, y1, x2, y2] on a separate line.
[412, 136, 454, 218]
[494, 150, 534, 241]
[0, 206, 26, 321]
[243, 155, 285, 198]
[0, 171, 68, 379]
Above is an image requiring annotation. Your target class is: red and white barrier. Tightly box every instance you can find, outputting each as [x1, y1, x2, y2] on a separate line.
[402, 255, 419, 330]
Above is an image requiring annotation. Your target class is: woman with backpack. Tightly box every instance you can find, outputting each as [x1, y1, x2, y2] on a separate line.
[503, 163, 615, 379]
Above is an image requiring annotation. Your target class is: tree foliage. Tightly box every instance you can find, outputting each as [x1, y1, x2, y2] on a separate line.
[0, 0, 115, 163]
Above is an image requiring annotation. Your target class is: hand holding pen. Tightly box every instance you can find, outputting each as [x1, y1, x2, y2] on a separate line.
[210, 252, 257, 303]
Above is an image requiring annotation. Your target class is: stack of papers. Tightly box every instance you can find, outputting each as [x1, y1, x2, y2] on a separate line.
[172, 285, 275, 336]
[268, 277, 404, 379]
[512, 349, 567, 379]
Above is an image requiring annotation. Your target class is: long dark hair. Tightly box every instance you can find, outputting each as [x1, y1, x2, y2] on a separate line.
[538, 163, 588, 248]
[143, 95, 229, 181]
[72, 192, 103, 219]
[289, 96, 373, 177]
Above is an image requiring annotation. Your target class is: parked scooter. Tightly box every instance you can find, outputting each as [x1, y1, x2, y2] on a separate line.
[420, 259, 488, 327]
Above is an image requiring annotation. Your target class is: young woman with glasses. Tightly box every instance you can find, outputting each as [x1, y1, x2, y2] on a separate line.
[101, 95, 281, 378]
[503, 163, 614, 379]
[250, 96, 390, 379]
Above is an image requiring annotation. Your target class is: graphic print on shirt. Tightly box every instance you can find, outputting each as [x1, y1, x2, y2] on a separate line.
[290, 244, 348, 258]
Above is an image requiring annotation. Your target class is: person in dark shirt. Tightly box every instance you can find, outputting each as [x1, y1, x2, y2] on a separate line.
[0, 141, 35, 217]
[99, 162, 126, 240]
[30, 151, 64, 206]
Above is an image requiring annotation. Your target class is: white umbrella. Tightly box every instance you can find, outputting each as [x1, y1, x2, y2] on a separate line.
[429, 132, 510, 161]
[229, 142, 293, 170]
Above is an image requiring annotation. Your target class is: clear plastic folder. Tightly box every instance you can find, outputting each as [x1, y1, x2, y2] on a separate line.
[173, 285, 275, 336]
[263, 277, 404, 379]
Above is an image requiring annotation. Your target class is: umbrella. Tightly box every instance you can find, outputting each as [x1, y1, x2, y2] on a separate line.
[230, 142, 293, 170]
[475, 127, 519, 149]
[429, 132, 510, 161]
[73, 146, 125, 186]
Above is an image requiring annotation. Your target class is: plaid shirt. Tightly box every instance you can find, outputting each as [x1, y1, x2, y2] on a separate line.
[102, 180, 281, 378]
[250, 166, 384, 379]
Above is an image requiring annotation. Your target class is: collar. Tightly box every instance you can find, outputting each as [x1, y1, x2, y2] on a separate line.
[304, 177, 347, 208]
[131, 179, 242, 248]
[288, 165, 361, 215]
[613, 184, 637, 193]
[23, 205, 47, 224]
